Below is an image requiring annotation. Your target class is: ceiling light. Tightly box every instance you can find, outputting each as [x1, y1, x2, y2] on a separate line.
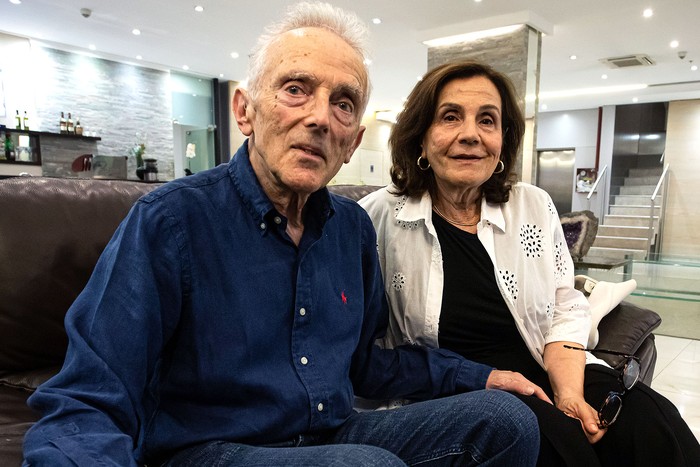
[632, 97, 639, 103]
[539, 83, 647, 99]
[670, 40, 679, 48]
[372, 18, 381, 25]
[182, 65, 189, 70]
[692, 65, 698, 71]
[423, 24, 522, 47]
[474, 0, 483, 3]
[643, 8, 653, 18]
[569, 55, 577, 60]
[10, 0, 22, 4]
[541, 104, 548, 111]
[601, 74, 608, 79]
[364, 58, 372, 66]
[88, 44, 96, 51]
[230, 52, 239, 59]
[194, 5, 204, 12]
[132, 28, 141, 36]
[219, 73, 224, 78]
[136, 55, 142, 60]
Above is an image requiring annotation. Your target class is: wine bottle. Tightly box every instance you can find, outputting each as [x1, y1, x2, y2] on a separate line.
[67, 112, 74, 134]
[4, 134, 15, 161]
[60, 112, 67, 134]
[75, 117, 83, 136]
[23, 111, 29, 131]
[15, 110, 21, 130]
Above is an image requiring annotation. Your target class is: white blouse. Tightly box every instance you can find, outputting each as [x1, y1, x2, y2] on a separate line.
[360, 182, 596, 369]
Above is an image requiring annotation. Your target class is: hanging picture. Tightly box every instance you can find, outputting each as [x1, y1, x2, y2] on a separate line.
[576, 168, 597, 193]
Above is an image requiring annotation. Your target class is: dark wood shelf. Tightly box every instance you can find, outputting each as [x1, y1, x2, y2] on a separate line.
[1, 127, 101, 141]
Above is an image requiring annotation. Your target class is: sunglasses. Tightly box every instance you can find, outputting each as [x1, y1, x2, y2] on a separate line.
[562, 345, 641, 427]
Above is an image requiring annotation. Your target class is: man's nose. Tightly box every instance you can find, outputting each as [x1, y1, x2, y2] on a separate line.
[304, 96, 331, 132]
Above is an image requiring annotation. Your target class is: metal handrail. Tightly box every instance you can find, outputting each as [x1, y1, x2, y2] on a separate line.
[646, 163, 670, 260]
[586, 165, 608, 218]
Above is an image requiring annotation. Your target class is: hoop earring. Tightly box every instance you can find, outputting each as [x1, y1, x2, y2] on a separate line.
[493, 160, 505, 174]
[417, 155, 431, 171]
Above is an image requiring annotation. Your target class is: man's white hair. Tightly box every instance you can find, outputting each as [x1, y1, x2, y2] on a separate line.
[246, 1, 371, 113]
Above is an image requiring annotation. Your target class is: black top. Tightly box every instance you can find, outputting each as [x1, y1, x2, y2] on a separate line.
[433, 211, 543, 379]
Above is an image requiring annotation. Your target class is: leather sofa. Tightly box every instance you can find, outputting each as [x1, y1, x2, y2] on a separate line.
[0, 177, 661, 466]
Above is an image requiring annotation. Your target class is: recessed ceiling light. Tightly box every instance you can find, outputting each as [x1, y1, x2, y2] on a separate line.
[230, 52, 239, 59]
[601, 74, 608, 79]
[541, 104, 548, 111]
[88, 44, 96, 51]
[182, 65, 189, 70]
[569, 55, 577, 60]
[372, 18, 381, 25]
[474, 0, 483, 3]
[132, 28, 141, 36]
[136, 55, 143, 60]
[219, 73, 224, 78]
[10, 0, 22, 5]
[670, 40, 679, 48]
[194, 5, 204, 12]
[643, 8, 653, 18]
[632, 97, 639, 103]
[692, 65, 698, 71]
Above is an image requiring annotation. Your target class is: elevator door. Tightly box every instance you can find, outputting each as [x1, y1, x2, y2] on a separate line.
[536, 149, 575, 214]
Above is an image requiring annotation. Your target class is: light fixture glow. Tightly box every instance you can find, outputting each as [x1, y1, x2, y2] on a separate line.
[569, 55, 577, 60]
[423, 25, 523, 47]
[10, 0, 22, 4]
[372, 18, 381, 25]
[670, 40, 679, 48]
[363, 58, 372, 66]
[230, 52, 239, 59]
[601, 74, 608, 79]
[182, 65, 189, 70]
[194, 5, 204, 12]
[132, 28, 141, 36]
[539, 83, 648, 99]
[219, 73, 224, 78]
[136, 55, 142, 60]
[692, 65, 698, 71]
[632, 97, 639, 103]
[88, 44, 96, 51]
[541, 104, 548, 111]
[643, 8, 653, 18]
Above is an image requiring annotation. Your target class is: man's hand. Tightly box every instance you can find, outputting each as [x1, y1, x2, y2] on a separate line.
[556, 395, 607, 444]
[486, 369, 552, 404]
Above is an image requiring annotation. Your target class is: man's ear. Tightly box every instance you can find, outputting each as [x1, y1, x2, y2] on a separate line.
[344, 126, 366, 164]
[233, 88, 253, 137]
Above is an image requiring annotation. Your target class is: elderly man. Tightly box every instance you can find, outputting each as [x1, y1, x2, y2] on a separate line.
[23, 3, 542, 466]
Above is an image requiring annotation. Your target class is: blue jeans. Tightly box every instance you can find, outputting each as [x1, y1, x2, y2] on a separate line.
[164, 390, 539, 466]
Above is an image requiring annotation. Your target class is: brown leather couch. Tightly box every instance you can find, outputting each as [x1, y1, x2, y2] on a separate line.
[0, 177, 661, 466]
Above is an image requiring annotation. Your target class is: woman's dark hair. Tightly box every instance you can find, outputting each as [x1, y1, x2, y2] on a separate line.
[389, 60, 525, 203]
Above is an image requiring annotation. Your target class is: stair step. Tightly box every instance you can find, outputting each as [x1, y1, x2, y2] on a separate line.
[598, 225, 650, 237]
[624, 176, 663, 186]
[618, 185, 656, 196]
[602, 214, 658, 227]
[587, 246, 646, 260]
[628, 167, 663, 176]
[593, 235, 648, 249]
[613, 194, 661, 205]
[609, 205, 661, 216]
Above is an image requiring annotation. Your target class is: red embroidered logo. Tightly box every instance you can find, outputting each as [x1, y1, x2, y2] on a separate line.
[341, 291, 347, 304]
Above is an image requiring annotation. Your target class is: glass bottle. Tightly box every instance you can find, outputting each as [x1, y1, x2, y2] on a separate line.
[75, 117, 83, 136]
[67, 112, 74, 134]
[22, 111, 29, 131]
[60, 112, 67, 134]
[15, 110, 21, 130]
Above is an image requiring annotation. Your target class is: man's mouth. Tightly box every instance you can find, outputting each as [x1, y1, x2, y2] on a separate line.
[294, 144, 325, 160]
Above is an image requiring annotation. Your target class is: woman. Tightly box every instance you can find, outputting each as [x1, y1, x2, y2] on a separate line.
[359, 61, 700, 466]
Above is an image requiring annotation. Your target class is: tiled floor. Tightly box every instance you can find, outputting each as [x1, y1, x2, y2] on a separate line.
[651, 334, 700, 442]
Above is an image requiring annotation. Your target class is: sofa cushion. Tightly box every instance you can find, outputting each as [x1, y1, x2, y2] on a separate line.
[595, 300, 661, 368]
[0, 177, 158, 374]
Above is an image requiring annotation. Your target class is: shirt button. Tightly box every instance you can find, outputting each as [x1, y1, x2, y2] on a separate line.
[299, 308, 306, 316]
[260, 222, 266, 230]
[317, 403, 324, 412]
[273, 216, 282, 224]
[300, 356, 308, 365]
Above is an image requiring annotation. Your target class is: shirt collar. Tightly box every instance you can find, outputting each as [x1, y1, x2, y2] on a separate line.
[229, 141, 334, 230]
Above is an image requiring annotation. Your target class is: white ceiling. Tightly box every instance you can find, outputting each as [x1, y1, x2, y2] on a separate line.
[1, 0, 699, 114]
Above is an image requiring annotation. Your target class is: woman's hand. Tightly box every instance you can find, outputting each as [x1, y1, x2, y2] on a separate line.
[486, 369, 552, 404]
[556, 394, 607, 444]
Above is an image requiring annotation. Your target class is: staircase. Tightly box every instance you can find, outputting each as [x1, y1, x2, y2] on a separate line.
[588, 167, 663, 260]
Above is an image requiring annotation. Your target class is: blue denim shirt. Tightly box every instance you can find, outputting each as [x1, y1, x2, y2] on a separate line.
[23, 143, 493, 466]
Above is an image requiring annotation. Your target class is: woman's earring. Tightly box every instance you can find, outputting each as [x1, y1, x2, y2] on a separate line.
[493, 160, 505, 174]
[417, 155, 431, 171]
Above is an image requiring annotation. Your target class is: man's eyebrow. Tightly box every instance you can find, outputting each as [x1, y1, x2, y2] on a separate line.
[334, 83, 364, 104]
